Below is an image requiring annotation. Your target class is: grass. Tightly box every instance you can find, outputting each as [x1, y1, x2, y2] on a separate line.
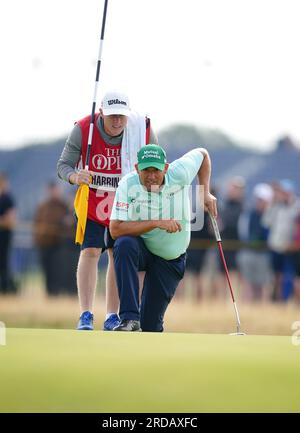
[1, 292, 300, 412]
[0, 294, 299, 335]
[1, 328, 300, 413]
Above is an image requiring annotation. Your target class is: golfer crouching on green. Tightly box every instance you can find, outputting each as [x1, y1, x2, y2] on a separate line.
[110, 144, 217, 332]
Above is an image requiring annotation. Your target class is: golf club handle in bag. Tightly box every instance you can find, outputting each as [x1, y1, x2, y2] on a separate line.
[85, 0, 109, 169]
[208, 212, 221, 242]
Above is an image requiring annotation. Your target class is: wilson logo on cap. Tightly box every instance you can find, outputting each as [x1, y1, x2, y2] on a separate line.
[108, 99, 128, 106]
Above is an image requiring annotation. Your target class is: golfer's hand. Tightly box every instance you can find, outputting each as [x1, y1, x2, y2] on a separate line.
[157, 219, 182, 233]
[70, 169, 91, 186]
[204, 192, 217, 218]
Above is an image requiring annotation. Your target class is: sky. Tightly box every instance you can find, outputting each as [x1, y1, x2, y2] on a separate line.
[1, 0, 300, 150]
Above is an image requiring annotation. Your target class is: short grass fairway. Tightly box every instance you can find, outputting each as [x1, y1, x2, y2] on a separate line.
[1, 329, 300, 413]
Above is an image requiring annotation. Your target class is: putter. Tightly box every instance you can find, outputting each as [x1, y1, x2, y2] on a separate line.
[208, 212, 246, 336]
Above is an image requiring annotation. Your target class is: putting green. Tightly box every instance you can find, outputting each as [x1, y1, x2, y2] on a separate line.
[0, 328, 299, 412]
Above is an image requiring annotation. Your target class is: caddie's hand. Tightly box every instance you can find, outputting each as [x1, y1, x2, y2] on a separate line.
[71, 169, 91, 186]
[204, 192, 217, 218]
[157, 219, 182, 233]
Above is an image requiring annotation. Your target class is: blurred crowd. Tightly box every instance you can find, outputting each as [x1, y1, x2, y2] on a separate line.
[0, 173, 79, 297]
[1, 171, 300, 303]
[184, 176, 300, 303]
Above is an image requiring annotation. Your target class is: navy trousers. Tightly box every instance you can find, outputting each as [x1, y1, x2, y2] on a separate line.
[113, 236, 186, 332]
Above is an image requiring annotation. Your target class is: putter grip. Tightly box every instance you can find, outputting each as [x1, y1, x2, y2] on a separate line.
[209, 212, 221, 242]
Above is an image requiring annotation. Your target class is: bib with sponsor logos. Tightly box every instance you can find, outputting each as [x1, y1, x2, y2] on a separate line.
[77, 113, 150, 227]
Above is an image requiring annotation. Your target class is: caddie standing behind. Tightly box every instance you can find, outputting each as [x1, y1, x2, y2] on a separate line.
[57, 91, 158, 331]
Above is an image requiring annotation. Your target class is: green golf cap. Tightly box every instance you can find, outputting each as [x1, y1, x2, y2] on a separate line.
[137, 144, 167, 171]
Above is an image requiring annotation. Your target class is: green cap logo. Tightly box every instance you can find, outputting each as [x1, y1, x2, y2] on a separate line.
[137, 145, 167, 171]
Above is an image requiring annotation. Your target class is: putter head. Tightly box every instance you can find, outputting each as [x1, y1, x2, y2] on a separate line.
[229, 324, 246, 336]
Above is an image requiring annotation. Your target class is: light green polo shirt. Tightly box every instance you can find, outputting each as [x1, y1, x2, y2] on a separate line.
[110, 149, 204, 260]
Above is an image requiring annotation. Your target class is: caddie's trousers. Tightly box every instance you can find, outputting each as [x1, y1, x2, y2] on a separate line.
[113, 236, 186, 332]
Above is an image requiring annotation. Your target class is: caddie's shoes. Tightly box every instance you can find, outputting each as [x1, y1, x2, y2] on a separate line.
[113, 319, 141, 332]
[77, 311, 94, 330]
[103, 313, 120, 331]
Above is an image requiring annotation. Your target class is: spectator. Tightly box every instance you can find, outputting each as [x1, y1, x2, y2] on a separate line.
[217, 176, 245, 291]
[263, 179, 300, 301]
[59, 194, 80, 296]
[0, 173, 17, 294]
[238, 183, 273, 301]
[290, 212, 300, 303]
[33, 181, 77, 296]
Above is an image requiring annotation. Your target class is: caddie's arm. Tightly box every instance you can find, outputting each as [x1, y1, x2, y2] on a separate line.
[198, 148, 217, 218]
[57, 124, 83, 184]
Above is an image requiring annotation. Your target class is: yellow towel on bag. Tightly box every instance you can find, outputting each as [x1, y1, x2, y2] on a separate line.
[74, 184, 89, 245]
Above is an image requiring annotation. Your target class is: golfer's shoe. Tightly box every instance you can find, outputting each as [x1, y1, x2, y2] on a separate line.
[103, 313, 120, 331]
[77, 311, 94, 331]
[113, 319, 141, 332]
